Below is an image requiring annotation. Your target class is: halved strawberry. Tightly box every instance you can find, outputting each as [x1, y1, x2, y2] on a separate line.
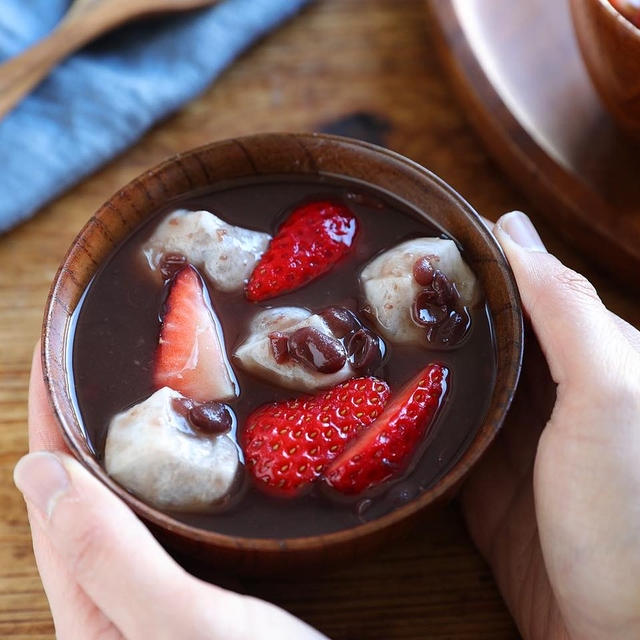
[324, 364, 448, 494]
[154, 265, 237, 402]
[242, 377, 390, 496]
[246, 200, 358, 302]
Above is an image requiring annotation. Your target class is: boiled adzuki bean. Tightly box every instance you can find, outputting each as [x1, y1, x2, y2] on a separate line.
[288, 326, 347, 374]
[188, 402, 233, 435]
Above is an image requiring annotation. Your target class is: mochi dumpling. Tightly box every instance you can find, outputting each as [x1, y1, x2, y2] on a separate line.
[143, 209, 271, 292]
[105, 387, 239, 512]
[234, 307, 358, 392]
[361, 238, 478, 347]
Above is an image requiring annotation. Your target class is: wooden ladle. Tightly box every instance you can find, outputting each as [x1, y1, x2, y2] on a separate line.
[0, 0, 219, 121]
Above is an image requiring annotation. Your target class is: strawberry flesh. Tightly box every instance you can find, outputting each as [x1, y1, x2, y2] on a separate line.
[325, 363, 448, 494]
[242, 377, 390, 496]
[246, 200, 358, 301]
[153, 265, 236, 402]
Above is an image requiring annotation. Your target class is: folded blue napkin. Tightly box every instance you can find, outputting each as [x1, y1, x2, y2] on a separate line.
[0, 0, 310, 234]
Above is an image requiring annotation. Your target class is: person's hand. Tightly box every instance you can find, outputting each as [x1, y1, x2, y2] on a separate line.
[13, 349, 327, 640]
[463, 211, 640, 640]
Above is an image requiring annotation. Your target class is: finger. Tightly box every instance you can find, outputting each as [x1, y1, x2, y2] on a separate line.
[27, 345, 121, 638]
[494, 212, 637, 388]
[14, 450, 223, 640]
[14, 452, 325, 640]
[29, 341, 68, 453]
[27, 509, 121, 639]
[461, 329, 555, 551]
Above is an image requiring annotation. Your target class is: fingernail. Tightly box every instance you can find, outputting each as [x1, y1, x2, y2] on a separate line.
[14, 452, 70, 520]
[496, 211, 547, 252]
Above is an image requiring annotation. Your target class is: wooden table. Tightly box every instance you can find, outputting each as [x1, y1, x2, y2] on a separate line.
[2, 1, 639, 638]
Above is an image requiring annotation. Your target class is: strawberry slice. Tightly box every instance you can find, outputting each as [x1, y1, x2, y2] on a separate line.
[246, 200, 358, 302]
[242, 377, 390, 496]
[154, 265, 237, 402]
[325, 364, 448, 494]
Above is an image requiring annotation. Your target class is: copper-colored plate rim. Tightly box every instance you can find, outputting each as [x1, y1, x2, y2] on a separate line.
[425, 0, 640, 285]
[42, 132, 523, 554]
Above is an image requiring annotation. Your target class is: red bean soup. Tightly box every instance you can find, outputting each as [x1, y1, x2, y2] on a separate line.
[70, 175, 496, 538]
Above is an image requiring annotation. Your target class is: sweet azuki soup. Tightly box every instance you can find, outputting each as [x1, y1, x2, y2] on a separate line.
[70, 175, 496, 538]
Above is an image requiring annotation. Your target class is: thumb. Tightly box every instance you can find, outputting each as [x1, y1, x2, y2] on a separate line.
[14, 451, 325, 640]
[494, 211, 634, 389]
[14, 451, 232, 639]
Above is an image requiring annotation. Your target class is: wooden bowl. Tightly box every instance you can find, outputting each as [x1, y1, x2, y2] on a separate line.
[42, 133, 523, 575]
[570, 0, 640, 137]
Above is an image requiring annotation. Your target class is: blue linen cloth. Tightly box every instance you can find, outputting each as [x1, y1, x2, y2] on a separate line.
[0, 0, 309, 233]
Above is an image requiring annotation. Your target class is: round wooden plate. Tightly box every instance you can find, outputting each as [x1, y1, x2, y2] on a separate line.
[426, 0, 640, 286]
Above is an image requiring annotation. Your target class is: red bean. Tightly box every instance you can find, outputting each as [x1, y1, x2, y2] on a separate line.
[431, 270, 457, 306]
[189, 402, 233, 435]
[413, 293, 449, 327]
[413, 256, 435, 287]
[319, 306, 359, 337]
[347, 328, 382, 371]
[288, 327, 347, 374]
[268, 332, 290, 364]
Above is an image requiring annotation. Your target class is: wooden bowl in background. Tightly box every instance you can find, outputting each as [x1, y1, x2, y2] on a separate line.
[42, 133, 523, 575]
[570, 0, 640, 138]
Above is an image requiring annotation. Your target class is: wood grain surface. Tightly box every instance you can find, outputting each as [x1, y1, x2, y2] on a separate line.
[2, 1, 639, 638]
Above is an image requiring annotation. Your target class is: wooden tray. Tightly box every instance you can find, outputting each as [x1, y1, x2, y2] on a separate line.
[427, 0, 640, 285]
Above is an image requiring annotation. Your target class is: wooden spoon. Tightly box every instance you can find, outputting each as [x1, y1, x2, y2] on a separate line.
[0, 0, 219, 121]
